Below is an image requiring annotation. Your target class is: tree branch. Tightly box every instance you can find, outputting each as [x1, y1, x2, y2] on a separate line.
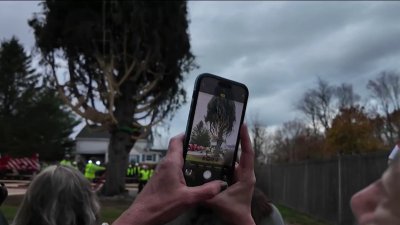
[94, 53, 118, 124]
[134, 93, 162, 114]
[133, 78, 161, 102]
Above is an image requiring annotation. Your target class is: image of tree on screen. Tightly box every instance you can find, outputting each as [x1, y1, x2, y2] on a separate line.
[204, 95, 236, 155]
[190, 121, 211, 148]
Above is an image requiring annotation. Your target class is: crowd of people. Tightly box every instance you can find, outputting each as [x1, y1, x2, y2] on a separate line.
[0, 124, 398, 225]
[59, 154, 106, 182]
[60, 152, 154, 193]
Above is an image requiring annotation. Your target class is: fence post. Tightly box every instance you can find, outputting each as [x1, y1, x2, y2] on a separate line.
[267, 164, 272, 198]
[304, 161, 308, 212]
[337, 153, 342, 225]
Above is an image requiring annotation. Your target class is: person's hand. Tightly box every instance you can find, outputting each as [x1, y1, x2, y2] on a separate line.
[205, 124, 256, 225]
[351, 152, 400, 225]
[113, 134, 224, 225]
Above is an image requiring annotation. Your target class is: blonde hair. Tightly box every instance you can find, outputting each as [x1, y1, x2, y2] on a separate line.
[13, 165, 100, 225]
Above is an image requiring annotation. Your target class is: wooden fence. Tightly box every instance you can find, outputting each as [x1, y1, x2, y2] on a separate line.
[255, 151, 389, 225]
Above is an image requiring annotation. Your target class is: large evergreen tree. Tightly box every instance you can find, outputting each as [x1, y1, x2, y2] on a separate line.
[29, 0, 196, 195]
[0, 37, 78, 161]
[205, 96, 236, 151]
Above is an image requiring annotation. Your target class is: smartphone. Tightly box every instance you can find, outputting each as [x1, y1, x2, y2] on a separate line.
[183, 73, 248, 186]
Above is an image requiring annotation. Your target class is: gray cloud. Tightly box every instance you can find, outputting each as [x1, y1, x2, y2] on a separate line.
[174, 1, 400, 142]
[1, 2, 400, 147]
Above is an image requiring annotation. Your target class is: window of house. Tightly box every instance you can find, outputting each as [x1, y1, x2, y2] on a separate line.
[146, 154, 153, 161]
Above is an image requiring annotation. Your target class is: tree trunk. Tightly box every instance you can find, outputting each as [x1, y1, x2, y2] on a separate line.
[101, 131, 135, 196]
[216, 130, 224, 151]
[101, 80, 137, 196]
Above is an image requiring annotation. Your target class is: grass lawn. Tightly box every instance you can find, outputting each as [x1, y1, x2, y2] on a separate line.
[0, 195, 133, 224]
[277, 204, 331, 225]
[186, 154, 223, 165]
[99, 198, 132, 224]
[1, 195, 331, 225]
[1, 205, 18, 222]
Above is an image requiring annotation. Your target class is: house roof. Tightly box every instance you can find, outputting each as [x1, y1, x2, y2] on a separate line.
[76, 125, 156, 145]
[76, 125, 110, 139]
[151, 148, 167, 153]
[151, 148, 167, 157]
[129, 148, 167, 156]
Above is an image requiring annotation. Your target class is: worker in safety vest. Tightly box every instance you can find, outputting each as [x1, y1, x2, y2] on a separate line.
[60, 154, 72, 166]
[126, 163, 134, 177]
[60, 154, 78, 169]
[138, 165, 151, 193]
[149, 167, 155, 178]
[84, 158, 106, 181]
[133, 163, 140, 177]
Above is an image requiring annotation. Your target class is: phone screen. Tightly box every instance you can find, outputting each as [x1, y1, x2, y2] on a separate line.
[183, 74, 248, 186]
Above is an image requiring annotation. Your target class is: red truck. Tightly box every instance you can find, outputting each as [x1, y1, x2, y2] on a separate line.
[188, 144, 206, 151]
[0, 154, 40, 178]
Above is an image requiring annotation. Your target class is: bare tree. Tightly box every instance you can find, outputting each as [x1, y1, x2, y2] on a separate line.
[296, 78, 335, 134]
[367, 71, 400, 113]
[297, 90, 319, 134]
[335, 83, 360, 109]
[314, 78, 335, 130]
[261, 133, 276, 164]
[270, 119, 308, 162]
[250, 115, 268, 164]
[367, 70, 400, 144]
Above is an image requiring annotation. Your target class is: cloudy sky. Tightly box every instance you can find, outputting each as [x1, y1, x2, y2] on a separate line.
[1, 1, 400, 148]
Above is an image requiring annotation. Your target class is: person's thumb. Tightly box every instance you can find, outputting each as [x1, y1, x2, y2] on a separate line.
[186, 180, 227, 204]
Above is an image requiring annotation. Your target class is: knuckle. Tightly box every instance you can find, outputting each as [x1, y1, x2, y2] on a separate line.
[248, 173, 256, 185]
[159, 157, 173, 169]
[251, 176, 257, 185]
[168, 138, 176, 148]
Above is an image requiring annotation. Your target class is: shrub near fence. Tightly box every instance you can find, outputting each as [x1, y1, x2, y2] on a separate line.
[256, 151, 389, 225]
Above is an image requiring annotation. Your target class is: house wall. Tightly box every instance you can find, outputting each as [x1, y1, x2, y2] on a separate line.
[75, 137, 164, 165]
[75, 138, 109, 162]
[76, 138, 109, 154]
[129, 152, 163, 164]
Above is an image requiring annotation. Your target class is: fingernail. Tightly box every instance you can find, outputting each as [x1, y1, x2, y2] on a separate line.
[220, 181, 228, 192]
